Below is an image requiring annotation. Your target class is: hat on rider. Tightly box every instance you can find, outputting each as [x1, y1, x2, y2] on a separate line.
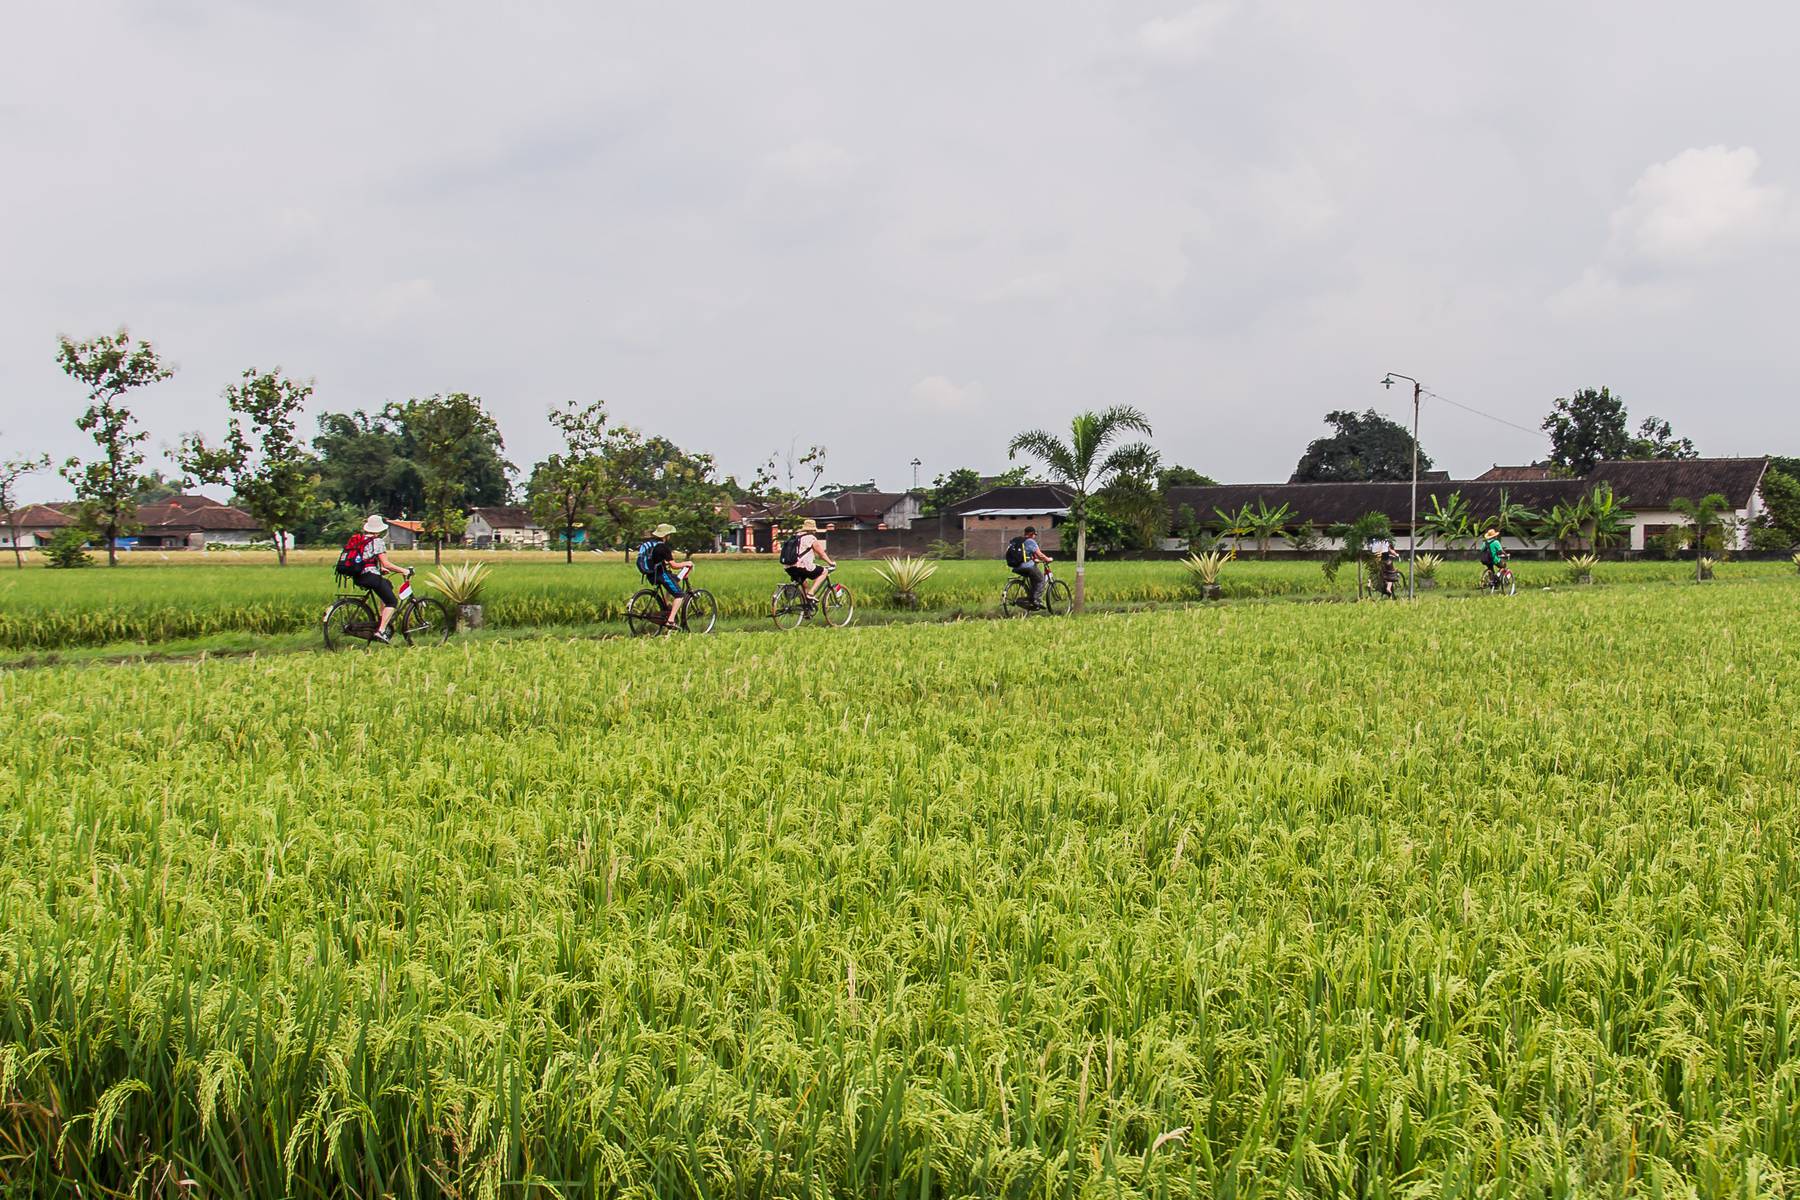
[651, 523, 677, 538]
[363, 515, 388, 535]
[1484, 527, 1499, 538]
[799, 519, 820, 533]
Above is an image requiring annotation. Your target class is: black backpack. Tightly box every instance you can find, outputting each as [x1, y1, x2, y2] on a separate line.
[1004, 536, 1026, 569]
[779, 535, 803, 566]
[336, 532, 373, 578]
[634, 539, 659, 577]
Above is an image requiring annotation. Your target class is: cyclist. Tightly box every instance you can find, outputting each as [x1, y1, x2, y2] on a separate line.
[1477, 527, 1508, 586]
[635, 523, 688, 630]
[1372, 538, 1401, 599]
[1007, 525, 1053, 608]
[344, 515, 410, 644]
[782, 518, 837, 607]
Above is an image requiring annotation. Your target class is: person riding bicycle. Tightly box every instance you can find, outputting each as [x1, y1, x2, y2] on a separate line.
[343, 515, 410, 644]
[635, 523, 687, 630]
[1372, 537, 1401, 599]
[782, 519, 837, 606]
[1478, 527, 1508, 586]
[1007, 525, 1053, 608]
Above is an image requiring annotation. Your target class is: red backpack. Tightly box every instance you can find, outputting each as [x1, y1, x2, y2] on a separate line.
[336, 532, 374, 577]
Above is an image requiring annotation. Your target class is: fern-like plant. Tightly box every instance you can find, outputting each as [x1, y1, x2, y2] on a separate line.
[425, 562, 491, 606]
[872, 556, 937, 607]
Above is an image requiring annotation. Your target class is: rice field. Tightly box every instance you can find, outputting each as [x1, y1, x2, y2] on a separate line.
[0, 555, 1786, 652]
[4, 579, 1798, 1196]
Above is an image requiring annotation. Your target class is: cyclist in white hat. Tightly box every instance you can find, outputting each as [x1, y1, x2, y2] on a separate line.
[338, 514, 411, 643]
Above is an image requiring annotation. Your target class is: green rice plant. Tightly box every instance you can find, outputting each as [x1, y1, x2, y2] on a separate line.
[424, 561, 491, 606]
[870, 555, 937, 607]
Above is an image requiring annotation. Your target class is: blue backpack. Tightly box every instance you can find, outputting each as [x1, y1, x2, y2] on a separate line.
[634, 538, 659, 577]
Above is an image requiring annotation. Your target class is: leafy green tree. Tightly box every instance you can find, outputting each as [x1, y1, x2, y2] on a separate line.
[1750, 466, 1800, 550]
[1322, 512, 1394, 595]
[1480, 489, 1541, 547]
[0, 451, 51, 569]
[313, 408, 419, 516]
[1292, 409, 1429, 483]
[1670, 493, 1731, 580]
[1008, 406, 1154, 612]
[1096, 445, 1165, 551]
[179, 368, 323, 565]
[1536, 497, 1591, 556]
[1584, 484, 1633, 550]
[1543, 387, 1693, 475]
[1157, 465, 1218, 490]
[132, 470, 182, 505]
[56, 329, 173, 566]
[921, 466, 1030, 515]
[1212, 503, 1253, 556]
[526, 401, 609, 564]
[408, 393, 510, 564]
[1244, 499, 1295, 560]
[44, 525, 95, 569]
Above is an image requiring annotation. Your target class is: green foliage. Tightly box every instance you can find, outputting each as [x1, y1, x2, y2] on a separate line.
[1672, 493, 1731, 581]
[1565, 553, 1599, 582]
[924, 538, 967, 560]
[1419, 491, 1476, 550]
[920, 467, 1033, 515]
[179, 367, 322, 565]
[1180, 550, 1224, 591]
[43, 526, 95, 569]
[1323, 512, 1394, 595]
[312, 398, 512, 525]
[1291, 408, 1430, 482]
[408, 393, 511, 560]
[870, 556, 938, 604]
[424, 561, 490, 606]
[1542, 387, 1694, 475]
[1095, 444, 1165, 551]
[526, 401, 610, 563]
[1009, 406, 1154, 609]
[1413, 553, 1442, 581]
[1754, 466, 1800, 549]
[1584, 484, 1633, 549]
[56, 328, 173, 565]
[0, 451, 53, 569]
[1156, 465, 1218, 489]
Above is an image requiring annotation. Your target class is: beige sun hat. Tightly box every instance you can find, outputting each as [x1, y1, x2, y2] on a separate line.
[651, 523, 677, 538]
[799, 519, 820, 533]
[363, 515, 389, 534]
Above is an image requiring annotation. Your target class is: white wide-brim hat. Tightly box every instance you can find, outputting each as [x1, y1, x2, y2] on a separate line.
[363, 515, 389, 534]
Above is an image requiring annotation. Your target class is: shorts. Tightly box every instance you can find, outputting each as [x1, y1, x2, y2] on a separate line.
[785, 565, 825, 583]
[653, 568, 684, 598]
[355, 572, 397, 607]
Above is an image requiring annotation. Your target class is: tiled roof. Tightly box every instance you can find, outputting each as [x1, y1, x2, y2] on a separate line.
[1588, 458, 1768, 509]
[138, 499, 264, 531]
[1474, 465, 1556, 482]
[794, 491, 909, 520]
[4, 503, 76, 529]
[948, 484, 1074, 516]
[467, 506, 540, 529]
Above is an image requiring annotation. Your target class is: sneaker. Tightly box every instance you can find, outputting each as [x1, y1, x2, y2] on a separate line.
[372, 629, 392, 644]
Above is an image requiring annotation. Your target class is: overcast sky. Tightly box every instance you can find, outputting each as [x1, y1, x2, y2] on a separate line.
[4, 1, 1796, 503]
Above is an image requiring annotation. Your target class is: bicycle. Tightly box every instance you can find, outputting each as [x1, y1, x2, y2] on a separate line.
[323, 569, 453, 650]
[771, 565, 853, 630]
[1001, 565, 1072, 617]
[626, 562, 717, 636]
[1479, 561, 1518, 596]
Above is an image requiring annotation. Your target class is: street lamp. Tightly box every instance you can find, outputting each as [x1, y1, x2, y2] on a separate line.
[910, 458, 922, 491]
[1381, 373, 1422, 600]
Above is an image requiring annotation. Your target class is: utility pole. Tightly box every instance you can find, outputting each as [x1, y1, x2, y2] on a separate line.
[910, 457, 922, 491]
[1382, 373, 1422, 600]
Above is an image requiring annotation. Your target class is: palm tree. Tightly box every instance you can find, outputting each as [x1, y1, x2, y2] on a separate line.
[1670, 492, 1730, 581]
[1008, 406, 1154, 612]
[1212, 504, 1254, 559]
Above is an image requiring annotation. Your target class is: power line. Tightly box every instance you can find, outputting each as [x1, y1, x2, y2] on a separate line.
[1420, 388, 1545, 440]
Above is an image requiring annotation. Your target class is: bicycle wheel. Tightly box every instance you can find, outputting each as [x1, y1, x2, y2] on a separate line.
[824, 582, 854, 627]
[323, 596, 376, 651]
[1001, 578, 1030, 617]
[1043, 579, 1073, 616]
[399, 597, 454, 646]
[626, 589, 667, 637]
[681, 589, 718, 634]
[1500, 571, 1517, 597]
[771, 583, 808, 630]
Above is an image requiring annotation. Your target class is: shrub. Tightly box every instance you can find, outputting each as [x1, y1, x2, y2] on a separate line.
[924, 539, 967, 560]
[1414, 554, 1442, 581]
[425, 562, 491, 606]
[44, 528, 94, 569]
[1181, 551, 1224, 595]
[1565, 554, 1598, 583]
[872, 556, 938, 607]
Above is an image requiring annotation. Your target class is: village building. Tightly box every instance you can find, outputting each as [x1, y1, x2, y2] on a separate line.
[0, 503, 77, 550]
[949, 484, 1072, 557]
[463, 506, 545, 549]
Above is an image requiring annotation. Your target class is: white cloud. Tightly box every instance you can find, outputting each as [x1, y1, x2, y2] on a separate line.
[1136, 2, 1238, 62]
[1607, 145, 1790, 266]
[910, 376, 983, 410]
[763, 139, 858, 189]
[1546, 267, 1685, 320]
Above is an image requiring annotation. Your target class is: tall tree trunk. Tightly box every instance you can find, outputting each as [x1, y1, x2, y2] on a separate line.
[566, 526, 573, 564]
[1074, 520, 1088, 613]
[107, 523, 117, 567]
[435, 537, 442, 566]
[276, 531, 287, 566]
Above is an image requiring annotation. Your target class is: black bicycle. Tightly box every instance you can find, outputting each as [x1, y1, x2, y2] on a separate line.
[771, 565, 853, 630]
[323, 569, 453, 650]
[626, 563, 718, 636]
[1001, 565, 1072, 617]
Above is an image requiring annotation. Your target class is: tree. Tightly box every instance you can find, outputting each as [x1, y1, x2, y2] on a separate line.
[1584, 484, 1634, 550]
[1418, 491, 1476, 551]
[57, 329, 173, 566]
[1481, 489, 1541, 547]
[1543, 387, 1694, 475]
[751, 443, 828, 533]
[1008, 406, 1154, 612]
[1291, 409, 1430, 483]
[1157, 465, 1218, 490]
[1751, 466, 1800, 550]
[179, 368, 322, 565]
[1212, 504, 1254, 558]
[1243, 499, 1295, 560]
[0, 451, 52, 568]
[314, 408, 419, 517]
[1630, 417, 1697, 461]
[921, 466, 1030, 516]
[1322, 512, 1394, 597]
[526, 401, 609, 564]
[1095, 445, 1165, 552]
[1670, 493, 1731, 580]
[133, 470, 182, 505]
[407, 393, 509, 564]
[1536, 497, 1590, 556]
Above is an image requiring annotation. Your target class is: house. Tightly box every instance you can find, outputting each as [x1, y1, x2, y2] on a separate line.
[1163, 458, 1771, 553]
[790, 490, 924, 531]
[0, 503, 76, 549]
[949, 484, 1072, 557]
[464, 506, 545, 549]
[131, 495, 267, 548]
[386, 519, 424, 550]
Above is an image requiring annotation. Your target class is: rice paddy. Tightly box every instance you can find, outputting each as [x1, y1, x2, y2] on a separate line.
[3, 580, 1798, 1196]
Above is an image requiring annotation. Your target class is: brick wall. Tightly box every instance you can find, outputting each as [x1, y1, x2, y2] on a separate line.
[961, 516, 1062, 559]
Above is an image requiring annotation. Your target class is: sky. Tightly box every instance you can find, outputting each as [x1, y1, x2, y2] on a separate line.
[4, 1, 1797, 504]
